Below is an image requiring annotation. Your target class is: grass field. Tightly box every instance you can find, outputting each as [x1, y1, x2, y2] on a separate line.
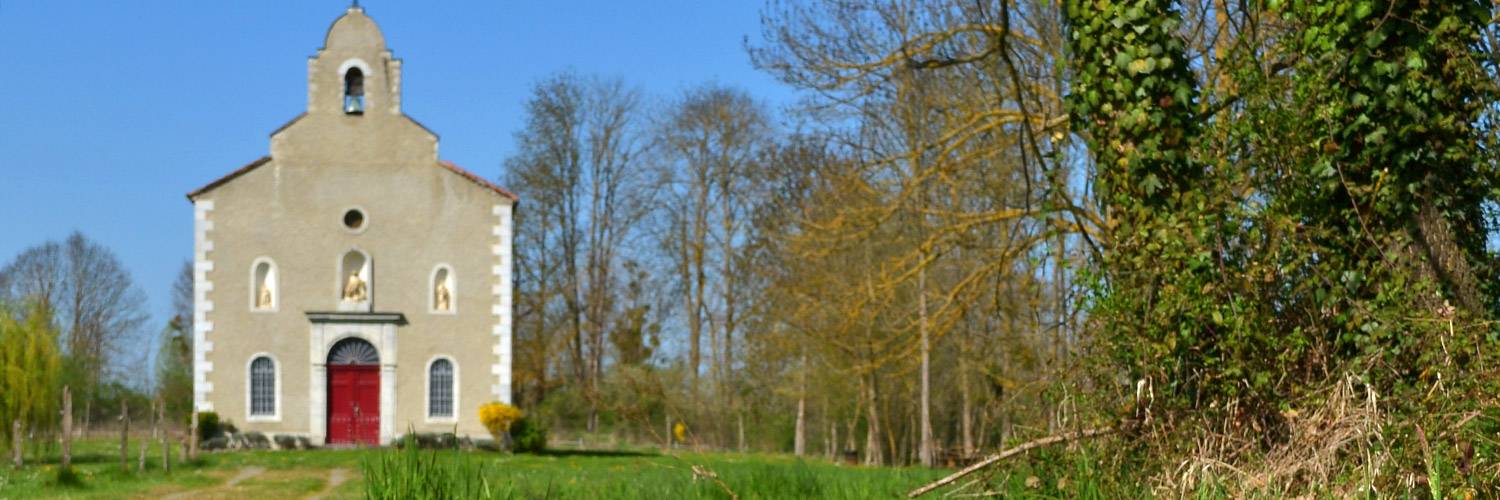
[0, 438, 956, 499]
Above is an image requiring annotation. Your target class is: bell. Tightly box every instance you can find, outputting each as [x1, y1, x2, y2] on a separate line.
[344, 95, 365, 114]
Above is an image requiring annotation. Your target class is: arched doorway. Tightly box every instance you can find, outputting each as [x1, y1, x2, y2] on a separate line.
[327, 337, 380, 445]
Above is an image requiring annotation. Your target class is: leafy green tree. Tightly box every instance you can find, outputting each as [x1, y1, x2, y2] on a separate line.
[157, 316, 194, 421]
[156, 262, 195, 420]
[610, 261, 658, 367]
[0, 300, 63, 450]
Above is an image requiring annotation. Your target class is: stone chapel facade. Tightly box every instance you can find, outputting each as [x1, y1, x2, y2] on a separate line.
[186, 6, 515, 445]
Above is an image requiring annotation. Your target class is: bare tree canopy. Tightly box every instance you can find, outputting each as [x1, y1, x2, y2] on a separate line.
[505, 72, 651, 433]
[0, 232, 150, 399]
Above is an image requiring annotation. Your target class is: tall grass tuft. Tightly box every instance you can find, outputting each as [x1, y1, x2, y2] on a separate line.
[363, 434, 496, 500]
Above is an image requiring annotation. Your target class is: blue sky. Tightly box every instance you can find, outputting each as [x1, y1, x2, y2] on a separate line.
[0, 1, 798, 329]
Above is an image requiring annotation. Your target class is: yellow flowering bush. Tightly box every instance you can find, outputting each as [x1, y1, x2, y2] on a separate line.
[478, 402, 523, 443]
[673, 421, 687, 443]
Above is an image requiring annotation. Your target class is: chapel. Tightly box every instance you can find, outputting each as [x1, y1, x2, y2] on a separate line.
[185, 5, 516, 445]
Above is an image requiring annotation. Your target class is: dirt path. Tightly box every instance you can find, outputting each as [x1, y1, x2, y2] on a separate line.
[160, 466, 266, 500]
[225, 466, 267, 488]
[307, 468, 351, 500]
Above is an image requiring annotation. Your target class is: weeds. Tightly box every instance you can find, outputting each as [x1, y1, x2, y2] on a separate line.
[50, 465, 84, 488]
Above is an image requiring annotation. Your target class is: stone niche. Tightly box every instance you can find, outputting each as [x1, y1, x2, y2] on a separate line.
[338, 250, 372, 312]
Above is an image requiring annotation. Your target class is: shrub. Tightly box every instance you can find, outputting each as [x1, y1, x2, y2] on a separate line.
[194, 411, 222, 442]
[242, 431, 270, 449]
[477, 402, 523, 446]
[510, 417, 547, 453]
[396, 432, 460, 450]
[273, 434, 298, 450]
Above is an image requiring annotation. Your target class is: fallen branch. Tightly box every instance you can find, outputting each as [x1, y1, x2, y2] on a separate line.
[691, 464, 739, 500]
[907, 426, 1115, 498]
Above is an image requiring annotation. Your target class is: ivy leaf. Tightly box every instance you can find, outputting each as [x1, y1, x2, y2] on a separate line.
[1141, 173, 1163, 195]
[1405, 52, 1425, 70]
[1353, 1, 1373, 19]
[1314, 161, 1336, 178]
[1128, 57, 1156, 75]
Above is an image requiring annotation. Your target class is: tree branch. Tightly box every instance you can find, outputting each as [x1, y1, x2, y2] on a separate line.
[906, 426, 1115, 498]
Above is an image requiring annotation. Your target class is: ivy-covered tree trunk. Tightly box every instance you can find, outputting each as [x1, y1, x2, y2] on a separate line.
[1062, 0, 1229, 408]
[1067, 0, 1500, 445]
[1278, 0, 1498, 318]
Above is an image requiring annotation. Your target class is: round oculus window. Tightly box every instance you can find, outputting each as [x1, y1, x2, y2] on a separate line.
[343, 209, 366, 230]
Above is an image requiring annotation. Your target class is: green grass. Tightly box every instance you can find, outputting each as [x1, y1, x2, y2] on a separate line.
[368, 448, 948, 499]
[0, 438, 949, 499]
[0, 437, 364, 499]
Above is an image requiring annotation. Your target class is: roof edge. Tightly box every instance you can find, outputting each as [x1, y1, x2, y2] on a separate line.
[186, 156, 272, 201]
[185, 157, 518, 203]
[269, 113, 308, 137]
[438, 160, 519, 202]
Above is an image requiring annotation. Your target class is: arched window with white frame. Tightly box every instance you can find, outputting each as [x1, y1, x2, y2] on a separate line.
[426, 357, 457, 421]
[247, 354, 279, 421]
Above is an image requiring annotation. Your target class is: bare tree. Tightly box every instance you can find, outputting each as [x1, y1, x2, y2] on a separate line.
[654, 84, 772, 446]
[581, 77, 649, 432]
[749, 0, 1081, 464]
[1, 232, 150, 429]
[506, 72, 648, 432]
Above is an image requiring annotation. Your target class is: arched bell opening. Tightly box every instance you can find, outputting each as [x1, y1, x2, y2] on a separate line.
[343, 67, 365, 114]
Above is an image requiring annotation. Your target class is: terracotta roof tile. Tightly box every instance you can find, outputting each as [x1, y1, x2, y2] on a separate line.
[438, 160, 519, 202]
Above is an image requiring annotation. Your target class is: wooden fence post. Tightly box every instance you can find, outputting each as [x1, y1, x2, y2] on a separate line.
[60, 385, 72, 469]
[120, 399, 129, 472]
[188, 408, 199, 461]
[139, 399, 151, 473]
[11, 419, 21, 468]
[159, 399, 170, 473]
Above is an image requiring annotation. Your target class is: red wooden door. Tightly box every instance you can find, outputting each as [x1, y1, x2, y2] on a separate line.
[327, 364, 380, 445]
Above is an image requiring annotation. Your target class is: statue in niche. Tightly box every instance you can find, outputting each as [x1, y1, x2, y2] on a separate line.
[343, 270, 367, 303]
[256, 280, 273, 309]
[434, 280, 451, 311]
